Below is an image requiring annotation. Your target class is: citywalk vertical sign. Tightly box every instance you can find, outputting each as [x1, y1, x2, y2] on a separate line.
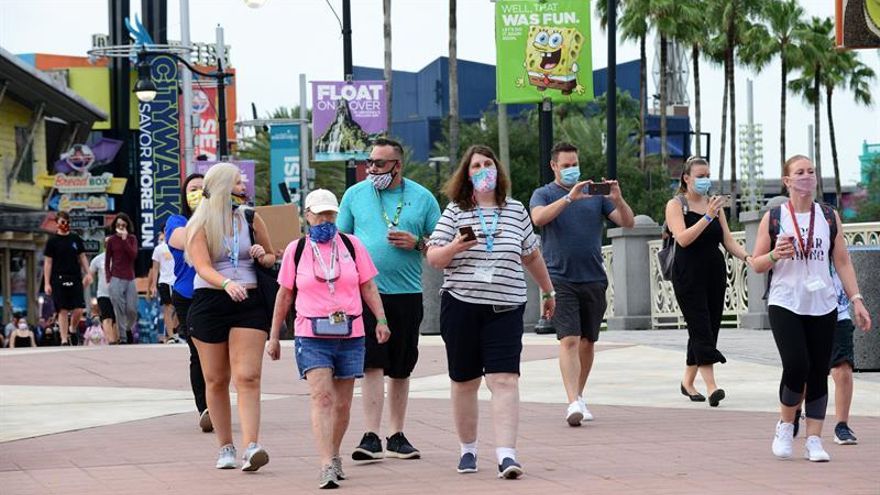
[137, 54, 181, 249]
[270, 124, 301, 205]
[495, 0, 593, 104]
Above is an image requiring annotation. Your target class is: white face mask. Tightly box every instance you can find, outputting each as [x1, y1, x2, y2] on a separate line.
[368, 168, 397, 190]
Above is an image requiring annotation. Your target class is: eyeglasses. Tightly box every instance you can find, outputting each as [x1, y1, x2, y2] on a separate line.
[365, 158, 400, 170]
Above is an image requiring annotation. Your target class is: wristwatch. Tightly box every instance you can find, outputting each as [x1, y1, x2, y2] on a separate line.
[415, 238, 426, 251]
[542, 290, 557, 301]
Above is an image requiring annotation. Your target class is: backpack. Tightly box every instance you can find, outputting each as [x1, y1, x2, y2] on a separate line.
[657, 195, 689, 281]
[288, 233, 357, 319]
[764, 202, 837, 299]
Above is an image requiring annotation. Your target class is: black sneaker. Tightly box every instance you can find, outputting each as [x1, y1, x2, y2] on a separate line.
[497, 457, 523, 479]
[834, 422, 858, 445]
[793, 409, 801, 438]
[352, 432, 384, 461]
[385, 432, 420, 459]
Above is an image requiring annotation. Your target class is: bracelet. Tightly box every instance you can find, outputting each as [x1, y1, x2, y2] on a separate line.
[563, 194, 573, 204]
[377, 318, 388, 325]
[851, 293, 864, 304]
[768, 252, 777, 263]
[541, 290, 556, 301]
[703, 214, 714, 223]
[221, 278, 231, 289]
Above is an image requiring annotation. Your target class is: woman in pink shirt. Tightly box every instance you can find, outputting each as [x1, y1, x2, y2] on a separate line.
[267, 189, 390, 490]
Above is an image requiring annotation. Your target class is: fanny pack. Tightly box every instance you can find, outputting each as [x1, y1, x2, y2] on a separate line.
[309, 314, 360, 337]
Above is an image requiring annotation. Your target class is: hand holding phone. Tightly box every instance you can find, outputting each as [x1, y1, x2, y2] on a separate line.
[458, 226, 477, 242]
[587, 181, 611, 196]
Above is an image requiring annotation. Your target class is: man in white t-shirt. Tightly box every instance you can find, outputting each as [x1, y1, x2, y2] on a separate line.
[148, 230, 178, 342]
[89, 251, 119, 344]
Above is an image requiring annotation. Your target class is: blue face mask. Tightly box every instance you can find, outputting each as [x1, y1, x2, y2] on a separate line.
[693, 177, 712, 196]
[560, 166, 581, 186]
[308, 222, 337, 244]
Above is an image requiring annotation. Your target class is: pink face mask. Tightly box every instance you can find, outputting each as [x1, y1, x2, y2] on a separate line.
[787, 174, 817, 197]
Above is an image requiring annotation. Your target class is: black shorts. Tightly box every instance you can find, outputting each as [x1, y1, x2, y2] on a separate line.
[440, 291, 524, 382]
[363, 292, 423, 379]
[187, 288, 269, 343]
[51, 274, 85, 311]
[830, 318, 855, 369]
[172, 292, 192, 339]
[552, 279, 607, 342]
[97, 297, 115, 321]
[157, 283, 173, 305]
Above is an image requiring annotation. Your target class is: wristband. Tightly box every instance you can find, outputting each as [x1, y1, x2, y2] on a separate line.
[563, 194, 573, 204]
[221, 278, 231, 289]
[377, 318, 388, 325]
[851, 294, 864, 304]
[768, 252, 777, 263]
[541, 290, 556, 301]
[703, 214, 714, 223]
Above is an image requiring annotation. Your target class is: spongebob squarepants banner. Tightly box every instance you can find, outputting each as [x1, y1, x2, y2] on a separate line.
[495, 0, 593, 104]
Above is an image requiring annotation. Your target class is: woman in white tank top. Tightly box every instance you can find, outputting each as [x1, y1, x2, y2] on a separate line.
[751, 155, 871, 463]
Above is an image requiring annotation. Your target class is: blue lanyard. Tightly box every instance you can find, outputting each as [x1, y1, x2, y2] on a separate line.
[223, 215, 240, 271]
[476, 206, 499, 252]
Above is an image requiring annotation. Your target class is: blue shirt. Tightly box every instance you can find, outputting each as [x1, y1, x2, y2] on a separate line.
[338, 178, 441, 294]
[165, 214, 197, 299]
[529, 182, 615, 284]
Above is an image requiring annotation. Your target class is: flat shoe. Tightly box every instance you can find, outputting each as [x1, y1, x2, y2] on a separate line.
[680, 383, 706, 402]
[709, 389, 726, 407]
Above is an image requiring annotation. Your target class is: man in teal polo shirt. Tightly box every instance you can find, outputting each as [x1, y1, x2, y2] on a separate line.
[338, 137, 441, 461]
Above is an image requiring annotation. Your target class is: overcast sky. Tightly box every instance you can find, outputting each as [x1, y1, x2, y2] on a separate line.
[1, 0, 877, 183]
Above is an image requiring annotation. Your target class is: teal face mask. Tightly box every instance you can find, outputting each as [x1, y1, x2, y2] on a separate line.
[560, 167, 581, 186]
[693, 177, 712, 196]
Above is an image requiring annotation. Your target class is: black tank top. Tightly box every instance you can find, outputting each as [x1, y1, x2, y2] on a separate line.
[14, 335, 33, 347]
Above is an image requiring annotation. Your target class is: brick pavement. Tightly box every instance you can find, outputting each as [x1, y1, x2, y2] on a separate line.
[1, 333, 878, 494]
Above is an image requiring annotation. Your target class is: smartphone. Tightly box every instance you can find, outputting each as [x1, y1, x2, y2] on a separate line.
[459, 226, 477, 242]
[588, 182, 611, 195]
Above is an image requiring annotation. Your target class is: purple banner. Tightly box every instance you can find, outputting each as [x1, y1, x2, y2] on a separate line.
[195, 160, 256, 200]
[311, 80, 387, 161]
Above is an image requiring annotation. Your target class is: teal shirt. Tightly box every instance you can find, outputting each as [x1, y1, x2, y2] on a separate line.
[338, 178, 441, 294]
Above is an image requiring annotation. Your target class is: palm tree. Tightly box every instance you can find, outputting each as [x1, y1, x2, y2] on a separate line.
[383, 0, 392, 132]
[448, 0, 460, 164]
[760, 0, 805, 175]
[675, 0, 709, 157]
[823, 52, 875, 205]
[789, 17, 835, 197]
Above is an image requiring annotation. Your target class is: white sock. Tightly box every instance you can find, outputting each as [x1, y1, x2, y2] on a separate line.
[496, 447, 516, 464]
[460, 442, 477, 457]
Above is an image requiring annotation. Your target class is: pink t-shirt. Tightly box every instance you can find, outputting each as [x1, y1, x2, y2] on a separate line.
[277, 233, 378, 338]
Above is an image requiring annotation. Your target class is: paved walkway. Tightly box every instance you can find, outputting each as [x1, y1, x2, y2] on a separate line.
[1, 330, 878, 494]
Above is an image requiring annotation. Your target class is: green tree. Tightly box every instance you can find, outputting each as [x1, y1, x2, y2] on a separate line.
[854, 156, 880, 222]
[675, 0, 709, 157]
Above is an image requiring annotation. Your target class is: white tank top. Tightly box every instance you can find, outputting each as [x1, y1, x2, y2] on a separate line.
[767, 202, 836, 316]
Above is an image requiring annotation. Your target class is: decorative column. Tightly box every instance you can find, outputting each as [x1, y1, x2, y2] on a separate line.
[606, 215, 661, 330]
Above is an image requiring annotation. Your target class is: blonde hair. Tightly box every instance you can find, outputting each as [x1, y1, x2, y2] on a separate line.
[677, 155, 709, 194]
[783, 154, 811, 176]
[185, 162, 242, 263]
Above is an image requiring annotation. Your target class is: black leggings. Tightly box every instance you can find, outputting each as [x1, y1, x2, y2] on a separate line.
[768, 305, 837, 420]
[173, 293, 207, 413]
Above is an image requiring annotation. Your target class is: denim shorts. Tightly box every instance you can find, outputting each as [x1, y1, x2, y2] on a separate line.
[295, 336, 366, 380]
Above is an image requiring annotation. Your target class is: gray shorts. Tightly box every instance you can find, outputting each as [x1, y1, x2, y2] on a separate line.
[552, 279, 607, 342]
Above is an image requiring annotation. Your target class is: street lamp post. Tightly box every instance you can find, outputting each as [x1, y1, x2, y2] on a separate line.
[133, 50, 233, 158]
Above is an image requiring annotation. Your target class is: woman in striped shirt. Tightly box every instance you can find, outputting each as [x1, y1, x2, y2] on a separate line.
[427, 144, 555, 480]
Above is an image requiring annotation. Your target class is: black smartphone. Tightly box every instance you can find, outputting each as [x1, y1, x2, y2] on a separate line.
[459, 226, 477, 242]
[588, 182, 611, 195]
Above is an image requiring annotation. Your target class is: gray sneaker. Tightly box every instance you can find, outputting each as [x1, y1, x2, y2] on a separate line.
[215, 444, 237, 469]
[241, 442, 269, 472]
[331, 455, 346, 480]
[319, 464, 339, 489]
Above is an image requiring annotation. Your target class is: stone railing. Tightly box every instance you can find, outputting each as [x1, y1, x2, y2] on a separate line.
[601, 245, 614, 320]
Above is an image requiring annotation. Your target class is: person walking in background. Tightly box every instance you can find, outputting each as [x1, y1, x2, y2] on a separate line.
[43, 211, 92, 345]
[148, 227, 178, 343]
[529, 142, 634, 426]
[166, 173, 211, 432]
[185, 163, 275, 471]
[268, 189, 391, 489]
[663, 156, 752, 407]
[427, 144, 556, 479]
[338, 137, 441, 462]
[89, 250, 118, 344]
[751, 155, 872, 462]
[105, 213, 138, 344]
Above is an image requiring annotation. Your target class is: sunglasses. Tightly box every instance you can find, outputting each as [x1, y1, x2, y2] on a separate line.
[58, 220, 69, 226]
[365, 158, 399, 170]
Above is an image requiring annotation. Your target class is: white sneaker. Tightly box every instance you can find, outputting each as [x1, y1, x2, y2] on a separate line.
[216, 443, 237, 469]
[565, 401, 583, 426]
[241, 442, 269, 471]
[579, 397, 594, 422]
[772, 421, 794, 459]
[804, 436, 830, 462]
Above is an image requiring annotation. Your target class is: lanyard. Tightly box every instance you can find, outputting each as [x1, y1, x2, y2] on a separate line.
[476, 206, 500, 253]
[310, 237, 338, 296]
[222, 215, 240, 272]
[786, 201, 815, 265]
[375, 180, 405, 228]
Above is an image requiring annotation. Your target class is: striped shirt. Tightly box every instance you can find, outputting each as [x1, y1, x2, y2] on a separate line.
[427, 199, 539, 305]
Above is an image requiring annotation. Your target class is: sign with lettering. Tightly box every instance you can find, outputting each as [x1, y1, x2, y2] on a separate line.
[270, 124, 301, 205]
[57, 194, 114, 212]
[311, 81, 386, 162]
